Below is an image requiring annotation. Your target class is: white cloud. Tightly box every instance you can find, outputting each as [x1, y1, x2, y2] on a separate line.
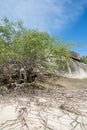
[0, 0, 87, 32]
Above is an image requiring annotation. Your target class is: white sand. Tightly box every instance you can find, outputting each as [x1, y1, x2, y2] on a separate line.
[0, 91, 87, 130]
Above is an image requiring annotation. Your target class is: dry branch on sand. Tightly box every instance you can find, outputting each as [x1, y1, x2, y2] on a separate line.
[0, 88, 87, 130]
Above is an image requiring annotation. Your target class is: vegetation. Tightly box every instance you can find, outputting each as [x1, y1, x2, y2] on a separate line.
[0, 17, 71, 73]
[82, 56, 87, 64]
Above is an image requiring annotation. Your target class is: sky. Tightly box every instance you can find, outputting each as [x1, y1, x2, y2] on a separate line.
[0, 0, 87, 55]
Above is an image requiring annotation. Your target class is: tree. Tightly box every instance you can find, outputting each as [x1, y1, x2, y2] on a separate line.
[0, 17, 26, 62]
[0, 17, 71, 74]
[22, 30, 53, 69]
[50, 38, 71, 72]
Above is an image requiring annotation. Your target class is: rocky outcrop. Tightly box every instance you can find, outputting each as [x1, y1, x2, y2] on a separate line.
[70, 51, 82, 62]
[65, 51, 87, 78]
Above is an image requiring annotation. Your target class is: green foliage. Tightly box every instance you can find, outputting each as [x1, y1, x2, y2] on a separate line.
[50, 38, 71, 71]
[0, 17, 26, 62]
[22, 30, 53, 68]
[0, 17, 72, 72]
[82, 56, 87, 64]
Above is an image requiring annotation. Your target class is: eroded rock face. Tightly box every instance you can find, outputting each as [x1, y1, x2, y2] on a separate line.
[67, 59, 87, 78]
[65, 52, 87, 78]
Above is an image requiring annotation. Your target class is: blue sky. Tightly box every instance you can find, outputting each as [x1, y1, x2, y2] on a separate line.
[0, 0, 87, 55]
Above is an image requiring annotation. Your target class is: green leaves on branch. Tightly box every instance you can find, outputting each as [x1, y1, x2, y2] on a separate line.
[0, 17, 72, 72]
[50, 38, 71, 71]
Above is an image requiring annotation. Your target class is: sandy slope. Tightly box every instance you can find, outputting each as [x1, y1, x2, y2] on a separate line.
[54, 77, 87, 89]
[0, 76, 87, 130]
[0, 88, 87, 130]
[36, 75, 87, 90]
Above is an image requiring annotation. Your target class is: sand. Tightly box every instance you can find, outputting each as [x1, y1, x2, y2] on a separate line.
[0, 89, 87, 130]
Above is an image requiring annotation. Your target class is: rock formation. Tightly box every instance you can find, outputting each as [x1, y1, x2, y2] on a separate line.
[65, 51, 87, 78]
[70, 51, 82, 62]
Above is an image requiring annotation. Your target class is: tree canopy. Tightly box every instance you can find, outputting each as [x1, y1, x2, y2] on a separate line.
[0, 17, 71, 73]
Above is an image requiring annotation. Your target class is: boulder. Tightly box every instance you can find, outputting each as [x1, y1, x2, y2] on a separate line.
[70, 51, 82, 62]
